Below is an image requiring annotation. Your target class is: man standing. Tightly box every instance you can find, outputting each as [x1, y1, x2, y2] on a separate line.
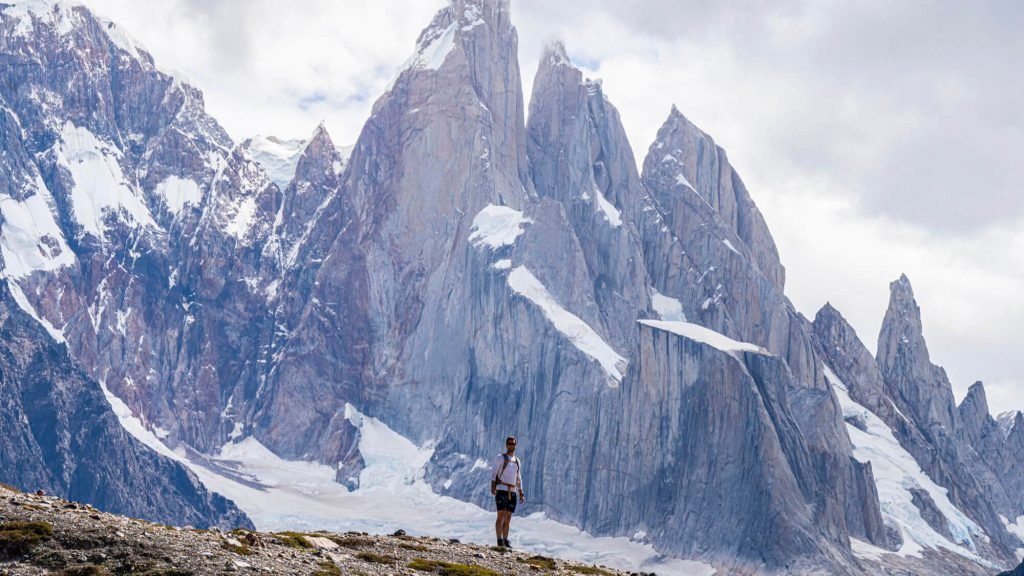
[490, 436, 524, 548]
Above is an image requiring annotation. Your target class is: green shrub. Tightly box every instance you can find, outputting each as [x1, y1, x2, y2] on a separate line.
[518, 555, 557, 570]
[568, 565, 615, 575]
[356, 551, 397, 565]
[274, 531, 314, 549]
[399, 542, 429, 552]
[327, 535, 374, 548]
[56, 566, 112, 576]
[312, 561, 342, 576]
[0, 521, 53, 557]
[409, 558, 501, 576]
[220, 541, 254, 555]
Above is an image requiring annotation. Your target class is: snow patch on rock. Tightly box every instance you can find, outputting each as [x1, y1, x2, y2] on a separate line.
[469, 204, 531, 249]
[650, 288, 686, 322]
[413, 21, 457, 72]
[155, 176, 202, 215]
[638, 320, 766, 356]
[226, 198, 257, 239]
[7, 280, 65, 342]
[58, 122, 156, 237]
[508, 266, 626, 384]
[0, 175, 76, 278]
[593, 187, 622, 227]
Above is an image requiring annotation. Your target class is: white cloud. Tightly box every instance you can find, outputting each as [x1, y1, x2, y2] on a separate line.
[75, 0, 1023, 412]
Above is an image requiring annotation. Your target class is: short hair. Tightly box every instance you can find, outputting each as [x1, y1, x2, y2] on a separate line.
[506, 436, 517, 444]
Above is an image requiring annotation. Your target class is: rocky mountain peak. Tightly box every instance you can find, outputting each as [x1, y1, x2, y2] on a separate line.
[543, 39, 570, 67]
[960, 381, 990, 419]
[878, 274, 928, 368]
[1010, 412, 1024, 442]
[525, 38, 650, 343]
[642, 105, 786, 291]
[812, 300, 889, 415]
[878, 274, 960, 436]
[958, 381, 992, 443]
[296, 122, 339, 177]
[998, 410, 1022, 439]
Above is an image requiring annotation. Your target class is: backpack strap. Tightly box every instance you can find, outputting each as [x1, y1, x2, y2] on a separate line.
[495, 454, 518, 491]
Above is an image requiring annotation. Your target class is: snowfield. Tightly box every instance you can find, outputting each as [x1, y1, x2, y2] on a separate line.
[100, 394, 716, 576]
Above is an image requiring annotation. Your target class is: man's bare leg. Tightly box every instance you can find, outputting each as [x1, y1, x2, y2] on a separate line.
[500, 511, 511, 540]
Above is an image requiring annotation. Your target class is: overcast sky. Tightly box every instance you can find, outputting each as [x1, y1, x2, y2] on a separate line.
[76, 0, 1024, 415]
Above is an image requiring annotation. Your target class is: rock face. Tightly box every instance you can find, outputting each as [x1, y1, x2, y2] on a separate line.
[0, 280, 251, 529]
[2, 1, 1023, 574]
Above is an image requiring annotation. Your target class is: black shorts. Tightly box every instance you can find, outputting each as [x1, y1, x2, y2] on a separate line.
[495, 490, 517, 513]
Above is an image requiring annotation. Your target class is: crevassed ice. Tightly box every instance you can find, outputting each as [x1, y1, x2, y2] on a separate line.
[824, 365, 989, 564]
[245, 135, 307, 190]
[508, 266, 626, 383]
[468, 204, 531, 249]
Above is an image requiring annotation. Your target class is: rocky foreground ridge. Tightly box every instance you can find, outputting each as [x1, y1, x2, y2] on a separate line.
[0, 485, 640, 576]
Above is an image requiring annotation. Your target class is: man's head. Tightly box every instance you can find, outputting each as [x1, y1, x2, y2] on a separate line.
[505, 436, 517, 454]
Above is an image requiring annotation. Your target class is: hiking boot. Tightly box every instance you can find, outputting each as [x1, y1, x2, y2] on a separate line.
[496, 537, 504, 547]
[503, 538, 512, 549]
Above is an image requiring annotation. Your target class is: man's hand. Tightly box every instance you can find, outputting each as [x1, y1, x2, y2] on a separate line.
[518, 492, 525, 504]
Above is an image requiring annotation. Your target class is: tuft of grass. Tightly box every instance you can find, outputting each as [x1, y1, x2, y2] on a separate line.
[220, 541, 254, 556]
[399, 542, 430, 552]
[312, 561, 342, 576]
[518, 555, 557, 570]
[327, 535, 374, 548]
[29, 548, 67, 570]
[568, 566, 615, 575]
[356, 551, 398, 565]
[274, 531, 314, 549]
[409, 558, 501, 576]
[0, 520, 53, 558]
[0, 482, 22, 493]
[55, 566, 112, 576]
[136, 570, 194, 576]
